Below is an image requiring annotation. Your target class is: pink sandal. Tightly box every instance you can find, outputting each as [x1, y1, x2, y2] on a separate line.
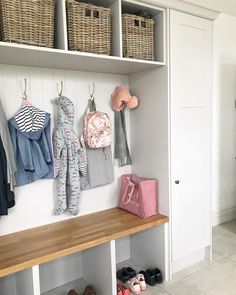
[136, 274, 146, 291]
[126, 277, 141, 295]
[117, 281, 130, 295]
[117, 285, 123, 295]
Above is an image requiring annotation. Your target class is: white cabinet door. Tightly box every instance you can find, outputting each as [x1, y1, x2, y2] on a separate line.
[170, 10, 212, 262]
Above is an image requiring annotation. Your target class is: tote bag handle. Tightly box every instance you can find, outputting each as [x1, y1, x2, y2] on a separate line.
[122, 177, 137, 205]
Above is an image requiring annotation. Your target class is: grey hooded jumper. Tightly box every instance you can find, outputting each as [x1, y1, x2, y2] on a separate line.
[54, 96, 87, 216]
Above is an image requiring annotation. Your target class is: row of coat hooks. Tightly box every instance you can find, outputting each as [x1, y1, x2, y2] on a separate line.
[21, 78, 96, 101]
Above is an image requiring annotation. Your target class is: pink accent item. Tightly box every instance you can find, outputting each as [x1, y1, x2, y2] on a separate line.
[22, 98, 32, 107]
[111, 85, 139, 112]
[136, 274, 146, 291]
[117, 282, 130, 295]
[117, 286, 122, 295]
[119, 174, 158, 218]
[84, 111, 112, 148]
[126, 278, 141, 295]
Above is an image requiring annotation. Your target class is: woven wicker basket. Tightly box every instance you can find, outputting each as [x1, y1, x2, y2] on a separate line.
[66, 0, 111, 55]
[0, 0, 55, 48]
[122, 13, 155, 61]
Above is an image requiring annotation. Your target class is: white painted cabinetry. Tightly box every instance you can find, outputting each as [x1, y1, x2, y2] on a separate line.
[170, 10, 212, 272]
[130, 8, 213, 274]
[0, 1, 215, 294]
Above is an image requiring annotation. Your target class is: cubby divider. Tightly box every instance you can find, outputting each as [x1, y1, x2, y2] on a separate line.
[110, 0, 123, 57]
[55, 0, 68, 50]
[82, 242, 116, 295]
[0, 267, 39, 295]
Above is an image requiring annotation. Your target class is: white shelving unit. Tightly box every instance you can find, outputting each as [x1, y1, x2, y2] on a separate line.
[0, 41, 164, 74]
[0, 210, 169, 295]
[0, 0, 215, 294]
[0, 1, 169, 295]
[0, 0, 166, 74]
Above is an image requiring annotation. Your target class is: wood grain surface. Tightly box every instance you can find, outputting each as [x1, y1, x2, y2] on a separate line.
[0, 208, 168, 277]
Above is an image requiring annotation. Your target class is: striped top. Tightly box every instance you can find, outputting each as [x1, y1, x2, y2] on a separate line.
[14, 106, 46, 132]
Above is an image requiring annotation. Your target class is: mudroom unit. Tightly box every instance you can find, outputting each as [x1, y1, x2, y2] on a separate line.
[0, 0, 216, 294]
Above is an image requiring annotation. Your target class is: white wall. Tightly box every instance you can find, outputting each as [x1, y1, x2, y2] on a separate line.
[0, 64, 131, 236]
[182, 0, 236, 16]
[212, 13, 236, 225]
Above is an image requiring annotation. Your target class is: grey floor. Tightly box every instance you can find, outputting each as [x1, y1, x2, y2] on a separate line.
[146, 219, 236, 295]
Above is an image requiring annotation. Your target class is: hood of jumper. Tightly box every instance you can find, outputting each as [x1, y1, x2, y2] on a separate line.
[9, 107, 50, 140]
[56, 96, 75, 127]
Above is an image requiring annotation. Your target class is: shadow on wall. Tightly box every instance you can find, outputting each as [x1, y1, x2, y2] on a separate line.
[213, 60, 236, 217]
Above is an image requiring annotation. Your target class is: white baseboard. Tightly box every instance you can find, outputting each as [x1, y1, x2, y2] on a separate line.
[172, 248, 206, 273]
[212, 207, 236, 226]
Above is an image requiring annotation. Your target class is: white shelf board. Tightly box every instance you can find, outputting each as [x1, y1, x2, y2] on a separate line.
[41, 278, 100, 295]
[0, 42, 165, 74]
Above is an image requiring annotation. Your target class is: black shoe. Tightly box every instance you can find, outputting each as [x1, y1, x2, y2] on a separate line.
[117, 269, 130, 283]
[148, 268, 163, 284]
[126, 267, 136, 278]
[139, 270, 156, 286]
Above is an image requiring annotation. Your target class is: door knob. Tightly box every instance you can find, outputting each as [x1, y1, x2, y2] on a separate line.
[175, 180, 180, 184]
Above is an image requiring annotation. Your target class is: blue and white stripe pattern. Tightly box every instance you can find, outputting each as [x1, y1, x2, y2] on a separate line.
[15, 106, 46, 132]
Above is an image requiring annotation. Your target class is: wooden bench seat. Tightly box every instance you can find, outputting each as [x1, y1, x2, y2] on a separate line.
[0, 208, 168, 277]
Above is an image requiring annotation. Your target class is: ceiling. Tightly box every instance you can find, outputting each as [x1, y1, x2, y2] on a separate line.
[181, 0, 236, 16]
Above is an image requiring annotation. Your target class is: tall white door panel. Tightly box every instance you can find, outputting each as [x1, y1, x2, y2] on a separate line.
[170, 10, 212, 262]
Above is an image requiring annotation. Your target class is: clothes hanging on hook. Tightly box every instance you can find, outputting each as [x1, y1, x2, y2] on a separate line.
[0, 136, 15, 216]
[80, 99, 114, 190]
[0, 99, 16, 215]
[8, 104, 54, 186]
[0, 100, 17, 190]
[54, 96, 87, 216]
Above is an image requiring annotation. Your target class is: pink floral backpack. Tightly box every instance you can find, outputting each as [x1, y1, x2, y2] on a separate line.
[84, 99, 112, 149]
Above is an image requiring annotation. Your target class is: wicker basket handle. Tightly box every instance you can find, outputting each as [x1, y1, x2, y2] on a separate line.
[134, 19, 147, 28]
[85, 8, 100, 18]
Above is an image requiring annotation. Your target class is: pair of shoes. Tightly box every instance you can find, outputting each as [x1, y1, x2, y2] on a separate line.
[117, 267, 136, 283]
[84, 286, 96, 295]
[139, 268, 163, 286]
[67, 286, 96, 295]
[68, 290, 79, 295]
[125, 274, 146, 295]
[117, 281, 130, 295]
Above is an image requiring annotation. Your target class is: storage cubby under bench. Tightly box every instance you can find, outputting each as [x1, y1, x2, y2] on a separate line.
[0, 208, 168, 295]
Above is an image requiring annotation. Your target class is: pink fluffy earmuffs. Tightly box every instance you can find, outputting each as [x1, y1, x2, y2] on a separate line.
[111, 85, 139, 112]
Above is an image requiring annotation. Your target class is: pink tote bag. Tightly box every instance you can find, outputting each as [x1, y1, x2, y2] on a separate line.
[119, 174, 158, 218]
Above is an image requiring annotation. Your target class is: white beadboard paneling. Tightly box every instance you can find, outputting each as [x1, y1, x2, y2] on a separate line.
[0, 64, 131, 236]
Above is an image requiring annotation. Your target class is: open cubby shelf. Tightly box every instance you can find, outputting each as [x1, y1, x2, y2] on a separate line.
[0, 0, 166, 74]
[0, 208, 168, 295]
[0, 208, 168, 278]
[41, 278, 91, 295]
